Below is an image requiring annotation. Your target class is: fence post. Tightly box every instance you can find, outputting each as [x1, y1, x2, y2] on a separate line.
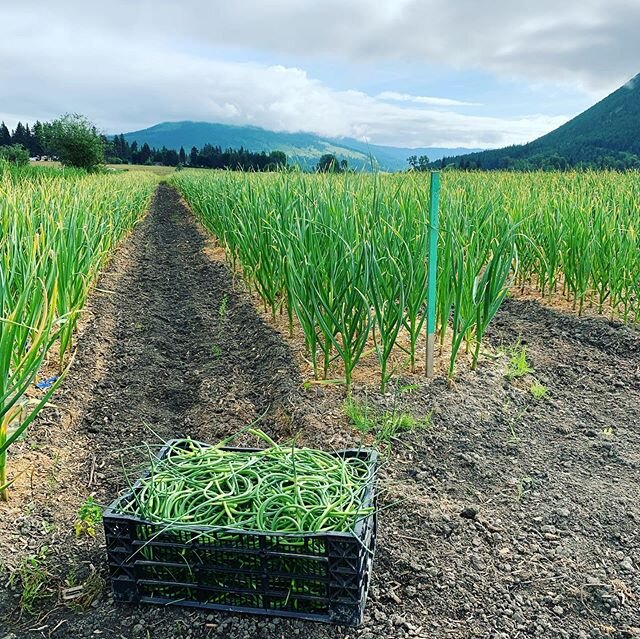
[425, 171, 440, 378]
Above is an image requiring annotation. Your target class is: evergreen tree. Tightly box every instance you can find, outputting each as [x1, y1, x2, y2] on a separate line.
[139, 143, 152, 164]
[190, 146, 199, 166]
[119, 134, 130, 162]
[179, 146, 186, 165]
[12, 122, 28, 149]
[32, 121, 45, 156]
[130, 141, 138, 163]
[0, 122, 10, 146]
[268, 151, 287, 169]
[112, 134, 122, 159]
[165, 149, 179, 166]
[23, 124, 34, 154]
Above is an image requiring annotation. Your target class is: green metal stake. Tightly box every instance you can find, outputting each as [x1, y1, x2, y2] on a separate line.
[425, 171, 440, 377]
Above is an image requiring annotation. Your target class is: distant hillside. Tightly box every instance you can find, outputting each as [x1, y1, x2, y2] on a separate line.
[335, 137, 481, 172]
[121, 121, 481, 171]
[437, 74, 640, 170]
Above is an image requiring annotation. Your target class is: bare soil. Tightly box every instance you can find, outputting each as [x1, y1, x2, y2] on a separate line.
[1, 185, 639, 639]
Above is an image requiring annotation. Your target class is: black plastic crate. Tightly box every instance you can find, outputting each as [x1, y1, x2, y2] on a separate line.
[103, 441, 377, 626]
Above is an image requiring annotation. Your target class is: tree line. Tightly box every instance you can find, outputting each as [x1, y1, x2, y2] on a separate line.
[107, 134, 288, 170]
[430, 149, 640, 172]
[405, 150, 640, 172]
[0, 121, 47, 156]
[0, 117, 291, 172]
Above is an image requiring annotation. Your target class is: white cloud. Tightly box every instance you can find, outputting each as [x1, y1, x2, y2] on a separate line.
[4, 1, 631, 147]
[9, 0, 635, 92]
[0, 34, 566, 148]
[377, 92, 481, 107]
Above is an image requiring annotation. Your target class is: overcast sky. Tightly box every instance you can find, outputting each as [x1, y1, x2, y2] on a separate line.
[1, 1, 639, 149]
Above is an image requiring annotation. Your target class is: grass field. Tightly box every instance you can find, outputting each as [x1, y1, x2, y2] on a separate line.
[30, 160, 175, 176]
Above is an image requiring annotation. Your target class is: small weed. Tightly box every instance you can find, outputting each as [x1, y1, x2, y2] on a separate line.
[9, 547, 50, 615]
[62, 568, 104, 610]
[376, 411, 432, 443]
[502, 400, 527, 444]
[218, 294, 228, 320]
[508, 420, 519, 444]
[344, 397, 375, 435]
[211, 344, 222, 358]
[344, 397, 431, 447]
[505, 344, 534, 379]
[398, 383, 420, 395]
[529, 381, 548, 400]
[74, 496, 102, 538]
[65, 566, 78, 585]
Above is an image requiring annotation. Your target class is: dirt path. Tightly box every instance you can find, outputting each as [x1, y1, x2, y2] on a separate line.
[77, 184, 302, 455]
[1, 186, 639, 639]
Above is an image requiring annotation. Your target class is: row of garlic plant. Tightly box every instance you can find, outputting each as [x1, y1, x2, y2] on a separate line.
[174, 169, 640, 390]
[0, 163, 156, 499]
[508, 172, 640, 323]
[171, 170, 517, 391]
[444, 170, 640, 322]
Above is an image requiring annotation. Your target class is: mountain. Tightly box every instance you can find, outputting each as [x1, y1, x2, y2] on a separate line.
[437, 74, 640, 170]
[121, 121, 481, 171]
[336, 137, 481, 171]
